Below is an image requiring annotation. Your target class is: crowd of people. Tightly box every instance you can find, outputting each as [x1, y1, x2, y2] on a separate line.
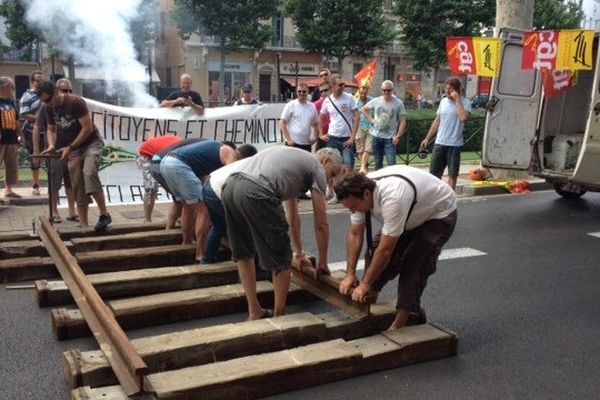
[0, 69, 471, 330]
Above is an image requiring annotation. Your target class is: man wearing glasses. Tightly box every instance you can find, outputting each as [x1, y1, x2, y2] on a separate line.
[311, 68, 331, 102]
[361, 80, 407, 170]
[39, 81, 112, 232]
[319, 74, 359, 186]
[34, 79, 78, 223]
[279, 83, 319, 153]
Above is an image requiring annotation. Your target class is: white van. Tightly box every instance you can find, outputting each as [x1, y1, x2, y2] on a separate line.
[482, 28, 600, 198]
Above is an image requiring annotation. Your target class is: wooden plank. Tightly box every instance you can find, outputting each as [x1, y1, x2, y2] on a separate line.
[69, 230, 183, 252]
[38, 217, 148, 395]
[35, 261, 243, 307]
[0, 256, 58, 282]
[70, 386, 154, 400]
[70, 323, 458, 400]
[56, 221, 167, 241]
[291, 267, 370, 319]
[64, 312, 329, 388]
[145, 339, 363, 400]
[0, 231, 36, 242]
[63, 304, 398, 389]
[75, 245, 196, 273]
[0, 239, 58, 258]
[51, 282, 316, 340]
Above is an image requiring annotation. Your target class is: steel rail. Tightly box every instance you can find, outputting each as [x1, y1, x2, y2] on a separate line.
[38, 217, 147, 395]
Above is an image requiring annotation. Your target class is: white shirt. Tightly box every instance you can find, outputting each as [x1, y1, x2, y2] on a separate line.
[320, 92, 358, 137]
[350, 166, 457, 237]
[280, 99, 319, 145]
[208, 158, 251, 199]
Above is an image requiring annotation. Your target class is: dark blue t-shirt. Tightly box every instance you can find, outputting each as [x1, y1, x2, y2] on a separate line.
[173, 140, 223, 178]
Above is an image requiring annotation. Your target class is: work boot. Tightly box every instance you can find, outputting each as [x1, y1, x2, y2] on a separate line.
[94, 213, 112, 233]
[406, 306, 427, 326]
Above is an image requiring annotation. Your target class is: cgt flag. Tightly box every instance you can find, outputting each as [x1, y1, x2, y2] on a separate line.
[354, 59, 379, 88]
[446, 37, 502, 77]
[522, 30, 594, 70]
[541, 69, 578, 98]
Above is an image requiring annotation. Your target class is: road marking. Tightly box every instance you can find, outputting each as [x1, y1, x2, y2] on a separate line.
[588, 232, 600, 239]
[328, 247, 486, 272]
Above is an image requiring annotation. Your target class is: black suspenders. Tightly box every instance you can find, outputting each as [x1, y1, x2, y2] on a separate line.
[364, 174, 418, 267]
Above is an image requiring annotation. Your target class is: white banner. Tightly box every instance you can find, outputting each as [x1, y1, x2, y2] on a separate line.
[69, 100, 287, 205]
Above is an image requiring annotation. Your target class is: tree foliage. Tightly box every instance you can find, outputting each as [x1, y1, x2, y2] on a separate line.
[130, 0, 159, 60]
[170, 0, 278, 54]
[396, 0, 586, 73]
[0, 0, 41, 58]
[395, 0, 495, 73]
[285, 0, 396, 74]
[533, 0, 585, 29]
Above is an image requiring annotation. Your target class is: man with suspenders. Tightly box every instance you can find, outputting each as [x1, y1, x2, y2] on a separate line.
[334, 166, 458, 330]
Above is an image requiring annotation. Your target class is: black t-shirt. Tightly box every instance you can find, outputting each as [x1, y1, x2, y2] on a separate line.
[0, 98, 19, 145]
[46, 94, 100, 148]
[165, 90, 204, 108]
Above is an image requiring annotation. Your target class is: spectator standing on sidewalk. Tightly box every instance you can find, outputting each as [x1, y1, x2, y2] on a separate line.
[0, 76, 22, 199]
[421, 77, 471, 191]
[361, 80, 406, 170]
[34, 79, 78, 223]
[233, 83, 259, 105]
[313, 81, 331, 151]
[311, 68, 331, 102]
[160, 73, 205, 115]
[355, 83, 373, 174]
[39, 81, 112, 232]
[19, 70, 46, 196]
[279, 83, 319, 152]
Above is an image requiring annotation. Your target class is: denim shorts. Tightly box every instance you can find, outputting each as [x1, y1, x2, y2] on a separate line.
[327, 135, 355, 168]
[159, 155, 204, 204]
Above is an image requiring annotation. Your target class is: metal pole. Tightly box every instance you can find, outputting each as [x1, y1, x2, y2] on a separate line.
[294, 61, 299, 98]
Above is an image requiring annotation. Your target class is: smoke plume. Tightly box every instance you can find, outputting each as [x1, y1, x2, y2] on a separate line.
[23, 0, 158, 107]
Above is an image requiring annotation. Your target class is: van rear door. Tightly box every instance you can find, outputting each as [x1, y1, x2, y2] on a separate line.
[482, 28, 542, 170]
[572, 37, 600, 185]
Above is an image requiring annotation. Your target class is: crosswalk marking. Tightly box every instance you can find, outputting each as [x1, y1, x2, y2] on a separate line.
[327, 247, 486, 272]
[588, 232, 600, 239]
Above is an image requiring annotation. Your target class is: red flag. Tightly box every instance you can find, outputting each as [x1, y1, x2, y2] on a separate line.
[541, 69, 577, 98]
[354, 59, 379, 87]
[522, 31, 559, 70]
[446, 37, 477, 76]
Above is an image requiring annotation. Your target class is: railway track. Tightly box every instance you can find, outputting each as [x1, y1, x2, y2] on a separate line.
[0, 218, 458, 399]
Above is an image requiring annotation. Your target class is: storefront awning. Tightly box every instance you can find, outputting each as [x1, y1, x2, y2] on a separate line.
[281, 76, 358, 88]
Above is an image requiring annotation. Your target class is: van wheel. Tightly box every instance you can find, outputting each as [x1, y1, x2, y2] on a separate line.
[553, 183, 587, 199]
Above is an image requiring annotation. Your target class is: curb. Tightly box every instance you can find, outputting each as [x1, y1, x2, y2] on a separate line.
[459, 180, 552, 196]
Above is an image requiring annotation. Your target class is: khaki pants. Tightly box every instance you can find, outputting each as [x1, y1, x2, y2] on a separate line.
[68, 139, 104, 205]
[0, 144, 19, 187]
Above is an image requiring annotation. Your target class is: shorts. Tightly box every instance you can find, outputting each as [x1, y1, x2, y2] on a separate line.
[159, 155, 203, 204]
[49, 157, 72, 191]
[221, 174, 292, 272]
[355, 127, 373, 154]
[371, 210, 457, 313]
[68, 139, 104, 206]
[136, 156, 159, 196]
[149, 155, 173, 195]
[0, 144, 19, 186]
[327, 135, 355, 168]
[430, 144, 461, 179]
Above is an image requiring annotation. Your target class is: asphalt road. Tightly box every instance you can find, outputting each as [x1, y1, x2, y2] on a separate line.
[1, 190, 599, 399]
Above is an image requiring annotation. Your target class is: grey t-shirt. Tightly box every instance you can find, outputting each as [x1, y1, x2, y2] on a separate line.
[236, 146, 327, 200]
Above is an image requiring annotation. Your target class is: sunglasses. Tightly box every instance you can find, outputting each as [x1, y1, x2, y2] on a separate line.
[320, 88, 330, 92]
[382, 89, 392, 93]
[337, 82, 345, 87]
[60, 89, 73, 93]
[297, 90, 308, 94]
[320, 73, 329, 77]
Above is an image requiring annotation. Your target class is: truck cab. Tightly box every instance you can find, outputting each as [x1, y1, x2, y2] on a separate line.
[482, 28, 600, 198]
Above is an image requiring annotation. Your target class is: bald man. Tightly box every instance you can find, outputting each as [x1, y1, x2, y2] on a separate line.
[160, 73, 204, 114]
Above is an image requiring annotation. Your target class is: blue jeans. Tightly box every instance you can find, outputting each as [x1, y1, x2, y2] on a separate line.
[372, 137, 397, 170]
[327, 135, 355, 168]
[201, 182, 226, 264]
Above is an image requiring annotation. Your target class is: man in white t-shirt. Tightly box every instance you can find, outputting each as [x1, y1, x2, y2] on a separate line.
[279, 83, 319, 152]
[334, 165, 457, 331]
[319, 73, 359, 175]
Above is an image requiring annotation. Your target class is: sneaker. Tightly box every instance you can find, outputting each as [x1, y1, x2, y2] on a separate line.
[32, 186, 41, 196]
[327, 195, 338, 204]
[94, 213, 112, 232]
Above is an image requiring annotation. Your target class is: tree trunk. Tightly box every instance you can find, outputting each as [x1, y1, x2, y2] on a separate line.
[495, 0, 534, 33]
[337, 54, 344, 77]
[489, 0, 535, 181]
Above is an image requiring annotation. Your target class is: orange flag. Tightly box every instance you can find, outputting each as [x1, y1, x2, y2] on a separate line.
[354, 59, 379, 88]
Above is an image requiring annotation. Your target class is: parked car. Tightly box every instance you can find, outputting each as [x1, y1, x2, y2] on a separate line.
[471, 94, 490, 109]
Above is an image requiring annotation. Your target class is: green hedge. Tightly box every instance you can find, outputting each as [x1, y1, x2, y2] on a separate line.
[397, 109, 486, 154]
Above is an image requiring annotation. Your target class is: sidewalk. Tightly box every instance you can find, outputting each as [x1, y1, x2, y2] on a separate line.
[0, 163, 550, 233]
